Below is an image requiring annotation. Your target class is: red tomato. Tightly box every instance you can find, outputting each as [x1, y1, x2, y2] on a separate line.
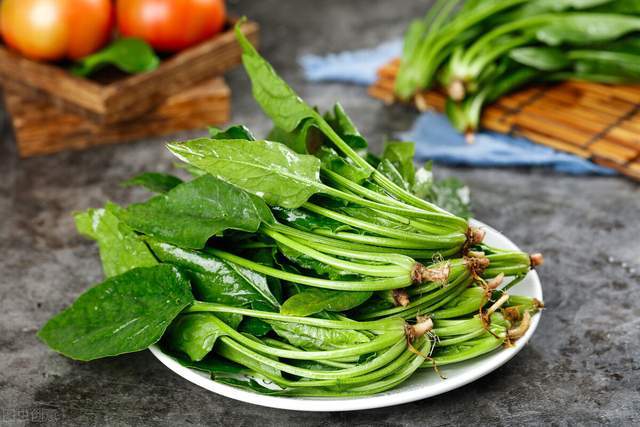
[116, 0, 226, 52]
[0, 0, 114, 61]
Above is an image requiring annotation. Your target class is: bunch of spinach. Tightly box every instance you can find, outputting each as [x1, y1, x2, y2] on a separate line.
[38, 22, 545, 397]
[395, 0, 640, 134]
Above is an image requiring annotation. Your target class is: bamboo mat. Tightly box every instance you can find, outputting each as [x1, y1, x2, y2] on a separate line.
[369, 59, 640, 181]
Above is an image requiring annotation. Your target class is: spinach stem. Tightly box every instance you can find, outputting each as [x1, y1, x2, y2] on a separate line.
[205, 248, 413, 291]
[262, 228, 411, 278]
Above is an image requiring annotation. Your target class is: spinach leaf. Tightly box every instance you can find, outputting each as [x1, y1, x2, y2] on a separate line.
[510, 47, 570, 71]
[209, 125, 256, 141]
[72, 38, 160, 77]
[74, 202, 157, 278]
[213, 377, 286, 395]
[238, 317, 272, 336]
[147, 240, 280, 309]
[38, 265, 193, 361]
[216, 339, 281, 378]
[280, 288, 372, 317]
[412, 163, 472, 219]
[235, 22, 316, 133]
[317, 147, 370, 183]
[382, 141, 416, 186]
[377, 159, 411, 191]
[121, 172, 184, 193]
[271, 206, 351, 233]
[268, 119, 325, 155]
[323, 103, 368, 151]
[268, 321, 370, 351]
[537, 14, 640, 46]
[168, 138, 323, 209]
[119, 174, 273, 249]
[164, 313, 226, 361]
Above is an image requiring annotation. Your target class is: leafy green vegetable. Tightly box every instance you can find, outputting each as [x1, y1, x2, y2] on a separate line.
[317, 147, 370, 183]
[209, 125, 256, 141]
[38, 265, 193, 361]
[235, 23, 316, 133]
[72, 38, 160, 77]
[121, 172, 183, 193]
[147, 240, 280, 310]
[323, 103, 369, 151]
[381, 141, 416, 186]
[536, 14, 640, 46]
[74, 202, 157, 277]
[271, 206, 351, 233]
[280, 288, 372, 317]
[118, 174, 273, 249]
[168, 138, 323, 209]
[269, 320, 370, 351]
[164, 314, 225, 361]
[276, 242, 358, 280]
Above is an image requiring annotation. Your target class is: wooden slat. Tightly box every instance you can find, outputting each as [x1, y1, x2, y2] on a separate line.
[369, 58, 640, 181]
[5, 78, 230, 157]
[0, 19, 257, 124]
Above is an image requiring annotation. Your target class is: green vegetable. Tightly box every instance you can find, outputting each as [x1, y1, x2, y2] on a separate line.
[74, 202, 157, 277]
[38, 265, 193, 361]
[72, 38, 160, 77]
[280, 288, 372, 317]
[118, 174, 273, 249]
[38, 21, 544, 398]
[121, 172, 183, 193]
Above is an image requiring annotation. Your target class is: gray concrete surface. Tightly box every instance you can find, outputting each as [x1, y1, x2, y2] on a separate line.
[1, 0, 639, 425]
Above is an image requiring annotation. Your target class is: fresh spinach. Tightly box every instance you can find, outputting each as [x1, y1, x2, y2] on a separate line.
[168, 138, 323, 209]
[74, 202, 157, 277]
[280, 288, 373, 317]
[209, 125, 257, 141]
[72, 38, 160, 77]
[118, 174, 273, 249]
[269, 320, 370, 351]
[38, 265, 193, 361]
[121, 172, 184, 193]
[147, 240, 280, 310]
[164, 313, 226, 361]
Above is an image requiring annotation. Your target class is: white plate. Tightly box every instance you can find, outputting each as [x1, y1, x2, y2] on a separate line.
[150, 219, 542, 411]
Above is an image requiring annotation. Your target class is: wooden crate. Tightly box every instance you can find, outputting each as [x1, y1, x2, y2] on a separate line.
[0, 19, 258, 124]
[4, 77, 230, 157]
[370, 59, 640, 181]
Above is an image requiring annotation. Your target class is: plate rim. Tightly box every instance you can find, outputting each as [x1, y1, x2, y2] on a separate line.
[149, 219, 543, 411]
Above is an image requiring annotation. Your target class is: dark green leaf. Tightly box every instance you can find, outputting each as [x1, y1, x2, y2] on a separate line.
[119, 174, 272, 249]
[147, 240, 279, 309]
[235, 22, 316, 133]
[121, 172, 184, 193]
[269, 321, 370, 351]
[38, 265, 193, 361]
[377, 159, 411, 191]
[209, 125, 256, 141]
[168, 138, 323, 209]
[74, 202, 157, 278]
[537, 14, 640, 46]
[323, 103, 368, 151]
[72, 38, 159, 77]
[271, 206, 351, 233]
[268, 119, 325, 155]
[280, 288, 372, 317]
[510, 47, 570, 71]
[167, 350, 248, 375]
[164, 313, 225, 361]
[382, 141, 416, 186]
[238, 317, 272, 336]
[317, 147, 370, 183]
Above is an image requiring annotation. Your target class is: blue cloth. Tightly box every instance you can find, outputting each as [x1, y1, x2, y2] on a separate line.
[299, 42, 615, 175]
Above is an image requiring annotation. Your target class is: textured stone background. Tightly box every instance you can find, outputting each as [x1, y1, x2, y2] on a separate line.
[1, 0, 638, 425]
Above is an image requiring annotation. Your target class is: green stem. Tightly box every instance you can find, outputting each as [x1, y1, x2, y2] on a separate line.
[186, 302, 404, 331]
[205, 248, 413, 291]
[304, 202, 466, 248]
[263, 228, 410, 278]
